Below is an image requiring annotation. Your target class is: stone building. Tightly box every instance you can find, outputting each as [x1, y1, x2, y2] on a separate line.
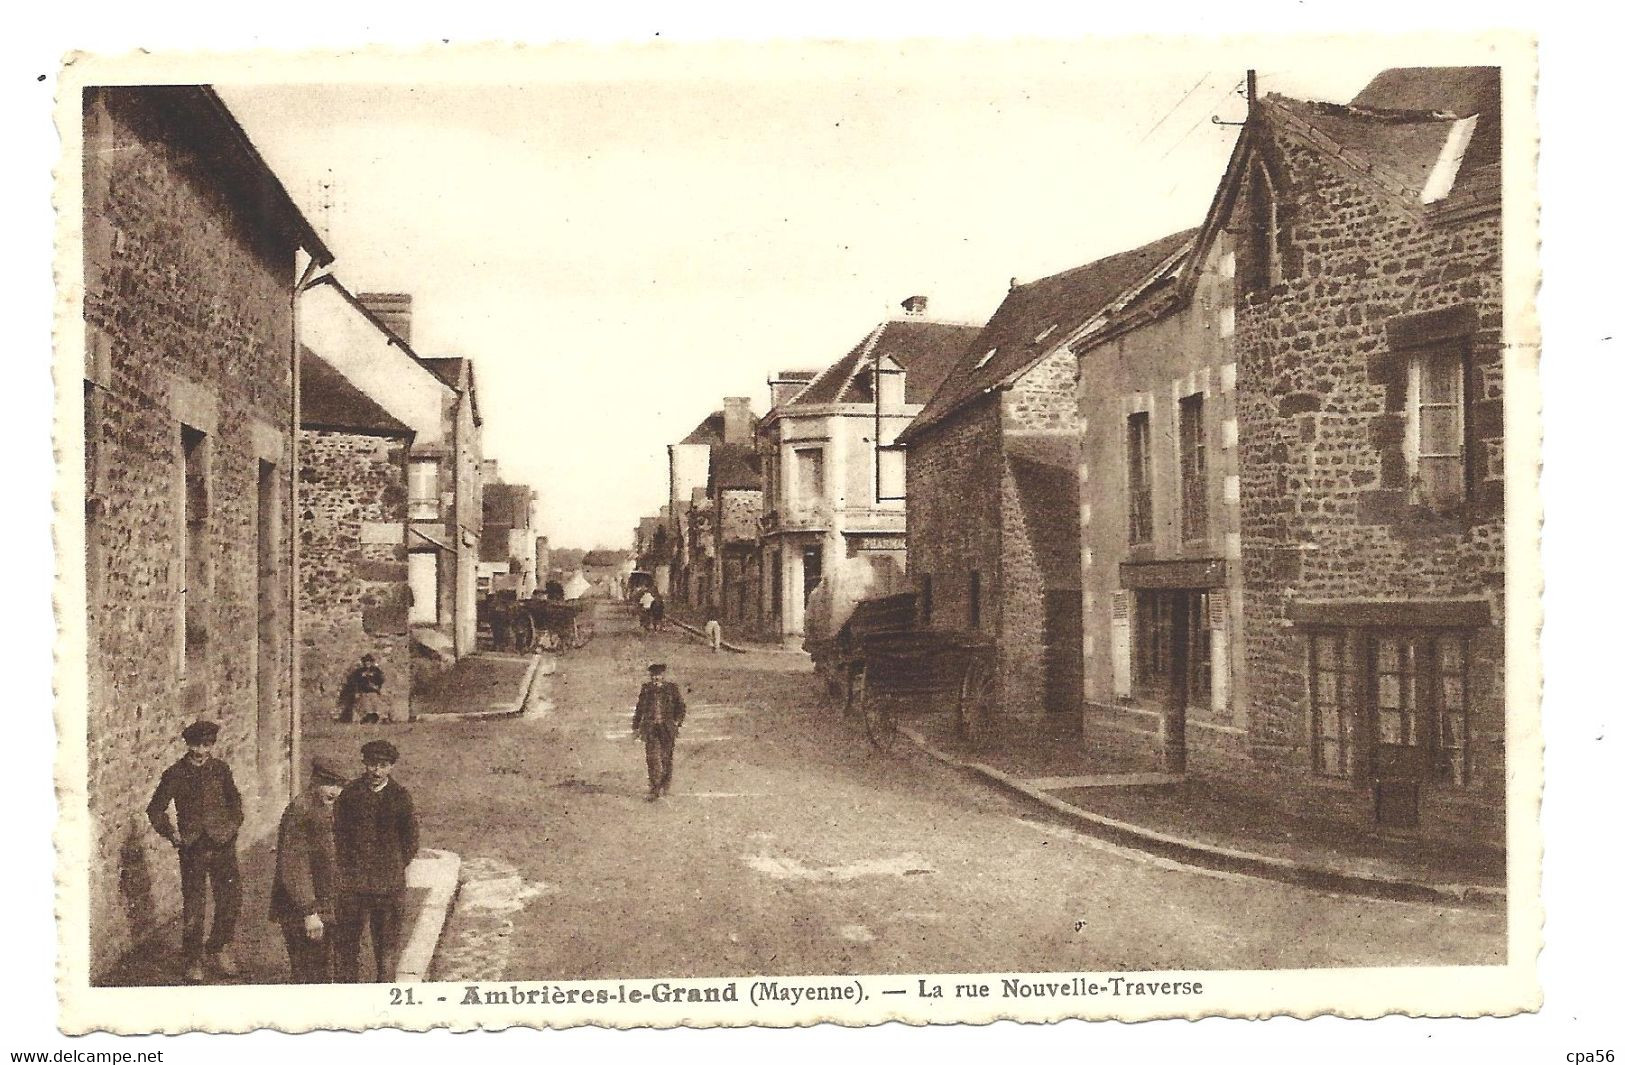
[763, 300, 979, 643]
[900, 237, 1191, 716]
[413, 355, 485, 660]
[80, 86, 332, 978]
[1069, 230, 1253, 772]
[707, 442, 764, 626]
[297, 348, 414, 723]
[667, 400, 755, 613]
[300, 279, 461, 700]
[1214, 68, 1505, 843]
[479, 462, 539, 597]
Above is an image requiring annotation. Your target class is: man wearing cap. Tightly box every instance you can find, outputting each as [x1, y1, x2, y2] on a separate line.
[146, 719, 244, 983]
[631, 663, 686, 801]
[332, 739, 419, 983]
[270, 755, 348, 983]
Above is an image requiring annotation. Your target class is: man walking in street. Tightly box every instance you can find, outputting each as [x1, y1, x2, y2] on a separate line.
[333, 740, 419, 983]
[270, 754, 347, 983]
[631, 662, 686, 801]
[145, 719, 244, 983]
[704, 606, 723, 652]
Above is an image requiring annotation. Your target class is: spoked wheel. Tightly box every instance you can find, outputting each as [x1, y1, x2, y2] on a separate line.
[859, 676, 898, 752]
[841, 663, 865, 717]
[956, 654, 997, 745]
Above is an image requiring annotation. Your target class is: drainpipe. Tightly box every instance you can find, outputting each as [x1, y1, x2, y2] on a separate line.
[289, 253, 325, 799]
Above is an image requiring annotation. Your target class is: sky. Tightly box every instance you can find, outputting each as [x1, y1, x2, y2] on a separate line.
[208, 39, 1447, 550]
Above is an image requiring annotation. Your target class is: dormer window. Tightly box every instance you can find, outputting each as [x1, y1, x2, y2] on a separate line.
[1239, 159, 1283, 295]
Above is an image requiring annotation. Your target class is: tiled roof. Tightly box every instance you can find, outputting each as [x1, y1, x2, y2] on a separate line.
[1261, 66, 1500, 213]
[299, 347, 412, 436]
[710, 444, 762, 491]
[1007, 434, 1082, 591]
[680, 412, 727, 446]
[903, 229, 1197, 441]
[786, 319, 982, 411]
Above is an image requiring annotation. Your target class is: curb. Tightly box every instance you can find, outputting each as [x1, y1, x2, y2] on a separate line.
[396, 848, 461, 983]
[414, 652, 541, 723]
[897, 725, 1506, 909]
[667, 618, 753, 654]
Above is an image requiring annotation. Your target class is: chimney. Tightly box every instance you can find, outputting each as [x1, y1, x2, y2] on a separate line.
[723, 396, 752, 445]
[770, 371, 816, 408]
[900, 295, 929, 317]
[358, 292, 413, 345]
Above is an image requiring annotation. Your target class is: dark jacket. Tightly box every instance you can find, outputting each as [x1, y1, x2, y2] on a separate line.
[146, 756, 244, 846]
[270, 787, 339, 924]
[333, 778, 419, 897]
[632, 678, 686, 737]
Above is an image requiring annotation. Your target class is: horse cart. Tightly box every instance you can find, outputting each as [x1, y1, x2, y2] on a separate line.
[480, 594, 595, 653]
[809, 592, 997, 750]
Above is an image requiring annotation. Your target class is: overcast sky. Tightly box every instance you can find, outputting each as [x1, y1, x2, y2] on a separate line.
[217, 38, 1492, 549]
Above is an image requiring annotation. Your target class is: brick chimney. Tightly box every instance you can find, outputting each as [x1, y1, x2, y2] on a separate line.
[723, 396, 752, 445]
[358, 292, 413, 345]
[900, 295, 929, 317]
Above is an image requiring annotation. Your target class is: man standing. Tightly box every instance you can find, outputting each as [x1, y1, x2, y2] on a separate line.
[333, 740, 419, 983]
[638, 588, 655, 632]
[146, 720, 243, 983]
[631, 662, 686, 801]
[704, 607, 723, 652]
[270, 754, 347, 983]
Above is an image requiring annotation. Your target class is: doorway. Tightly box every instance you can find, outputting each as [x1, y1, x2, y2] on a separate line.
[1134, 588, 1212, 773]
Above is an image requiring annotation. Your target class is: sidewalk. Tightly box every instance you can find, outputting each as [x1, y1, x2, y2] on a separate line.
[99, 830, 447, 987]
[667, 610, 808, 656]
[414, 651, 539, 720]
[901, 711, 1506, 906]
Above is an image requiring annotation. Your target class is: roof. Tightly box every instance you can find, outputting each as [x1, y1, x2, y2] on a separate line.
[786, 318, 982, 411]
[1258, 66, 1500, 215]
[422, 356, 483, 427]
[1007, 435, 1082, 591]
[299, 347, 412, 436]
[710, 444, 763, 491]
[902, 229, 1197, 442]
[96, 87, 334, 265]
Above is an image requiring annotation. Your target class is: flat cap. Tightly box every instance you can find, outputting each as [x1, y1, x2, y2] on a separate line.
[181, 720, 220, 745]
[310, 755, 348, 786]
[360, 739, 400, 764]
[647, 662, 667, 673]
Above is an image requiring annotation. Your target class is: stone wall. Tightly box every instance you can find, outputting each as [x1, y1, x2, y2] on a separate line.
[298, 428, 412, 723]
[82, 89, 298, 979]
[1234, 117, 1504, 843]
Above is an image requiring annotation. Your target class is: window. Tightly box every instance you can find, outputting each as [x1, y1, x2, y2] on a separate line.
[1306, 629, 1471, 785]
[969, 571, 981, 629]
[795, 448, 824, 502]
[408, 459, 439, 521]
[408, 552, 438, 624]
[180, 425, 209, 669]
[1133, 590, 1174, 686]
[1179, 394, 1207, 541]
[919, 575, 933, 625]
[1406, 347, 1467, 505]
[1127, 412, 1153, 544]
[877, 447, 906, 501]
[1309, 631, 1358, 778]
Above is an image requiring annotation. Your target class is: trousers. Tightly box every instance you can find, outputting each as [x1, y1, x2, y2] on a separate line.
[280, 920, 333, 984]
[333, 892, 405, 983]
[643, 725, 676, 794]
[705, 620, 722, 650]
[177, 841, 241, 959]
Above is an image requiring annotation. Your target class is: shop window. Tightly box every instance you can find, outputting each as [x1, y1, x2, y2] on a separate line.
[1309, 631, 1358, 778]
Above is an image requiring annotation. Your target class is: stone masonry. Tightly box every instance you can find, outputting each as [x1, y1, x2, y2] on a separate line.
[298, 429, 413, 722]
[81, 88, 319, 979]
[1234, 100, 1504, 844]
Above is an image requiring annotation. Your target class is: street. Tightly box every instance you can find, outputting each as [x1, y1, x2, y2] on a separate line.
[388, 608, 1506, 982]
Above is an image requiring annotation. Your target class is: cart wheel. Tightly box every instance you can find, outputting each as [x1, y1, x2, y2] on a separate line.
[841, 663, 864, 717]
[957, 654, 996, 745]
[862, 683, 896, 752]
